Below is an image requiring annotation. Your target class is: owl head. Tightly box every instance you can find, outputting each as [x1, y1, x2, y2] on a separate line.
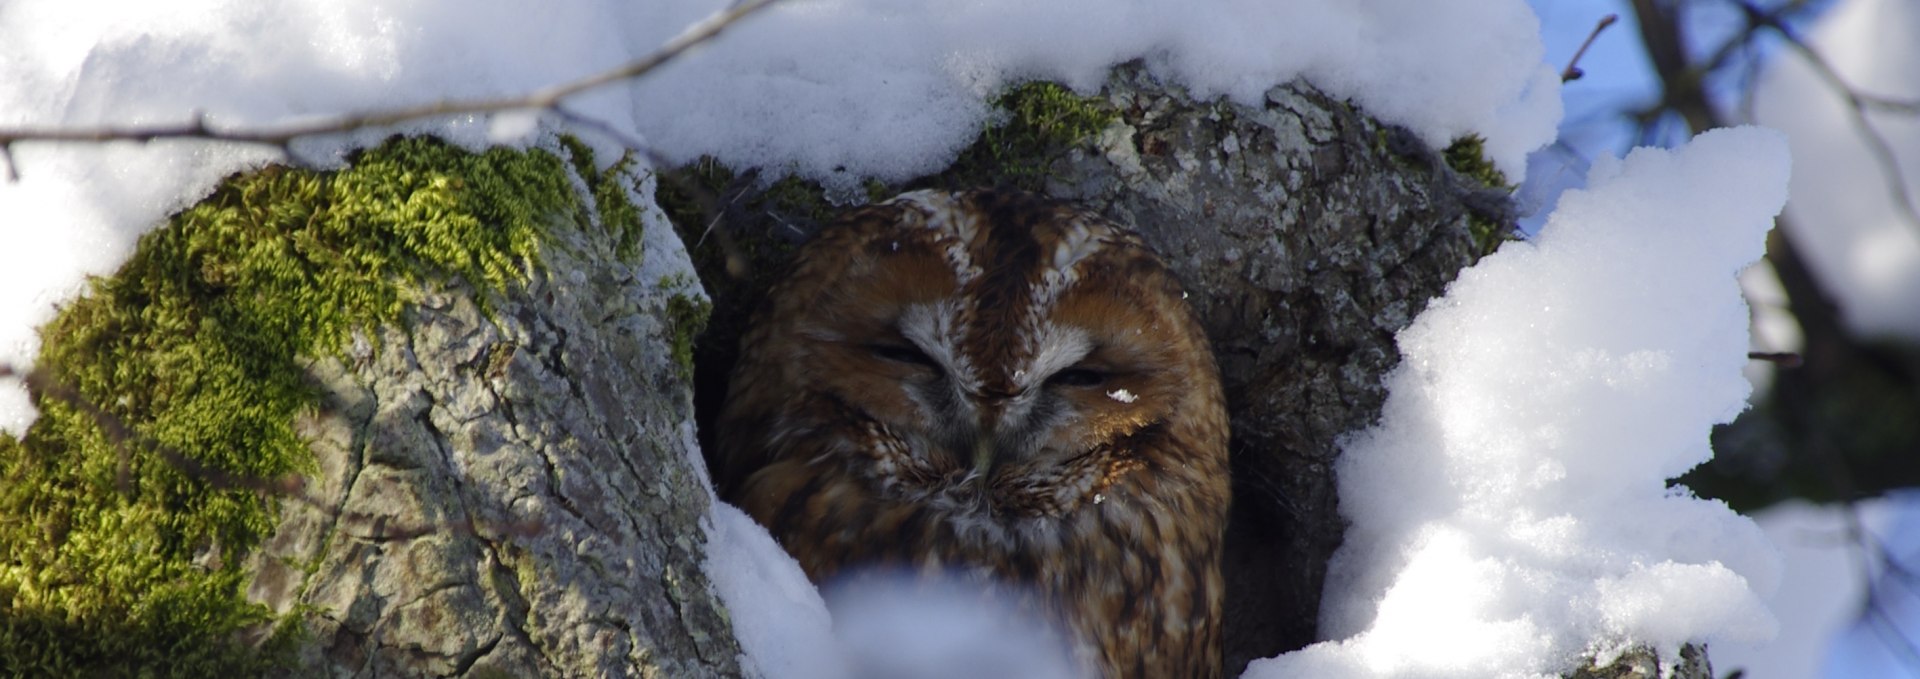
[714, 188, 1230, 677]
[716, 188, 1225, 532]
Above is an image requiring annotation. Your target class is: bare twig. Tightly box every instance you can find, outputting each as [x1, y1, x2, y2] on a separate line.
[0, 1, 788, 543]
[1844, 501, 1920, 673]
[0, 0, 783, 178]
[1561, 14, 1619, 82]
[1748, 351, 1804, 367]
[1756, 13, 1920, 234]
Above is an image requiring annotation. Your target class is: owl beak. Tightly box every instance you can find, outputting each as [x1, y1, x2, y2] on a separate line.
[970, 436, 995, 491]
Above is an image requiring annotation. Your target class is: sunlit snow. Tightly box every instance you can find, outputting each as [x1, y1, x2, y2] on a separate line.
[0, 1, 1802, 678]
[1246, 128, 1789, 678]
[0, 0, 1560, 433]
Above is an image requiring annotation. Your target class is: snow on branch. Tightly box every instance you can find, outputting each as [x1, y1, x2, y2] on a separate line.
[0, 0, 783, 181]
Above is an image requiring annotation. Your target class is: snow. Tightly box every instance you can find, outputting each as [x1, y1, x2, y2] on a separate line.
[703, 470, 1080, 679]
[702, 503, 846, 679]
[827, 573, 1081, 679]
[0, 0, 1560, 433]
[634, 0, 1562, 190]
[1816, 492, 1920, 678]
[1752, 0, 1920, 341]
[0, 0, 1809, 677]
[1707, 499, 1878, 679]
[1247, 127, 1790, 678]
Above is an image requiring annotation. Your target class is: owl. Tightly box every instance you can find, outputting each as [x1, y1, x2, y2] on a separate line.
[714, 188, 1230, 678]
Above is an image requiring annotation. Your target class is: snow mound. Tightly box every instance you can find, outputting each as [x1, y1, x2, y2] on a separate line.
[1246, 127, 1791, 679]
[0, 0, 1560, 432]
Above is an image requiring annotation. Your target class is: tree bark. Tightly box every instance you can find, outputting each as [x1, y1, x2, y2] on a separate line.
[244, 188, 743, 677]
[1047, 67, 1492, 670]
[42, 62, 1709, 678]
[204, 64, 1726, 678]
[679, 64, 1497, 675]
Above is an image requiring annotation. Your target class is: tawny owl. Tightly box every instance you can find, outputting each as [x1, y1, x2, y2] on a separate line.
[714, 188, 1230, 678]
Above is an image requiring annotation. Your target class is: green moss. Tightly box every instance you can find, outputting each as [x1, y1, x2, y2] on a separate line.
[939, 81, 1117, 190]
[1444, 135, 1518, 256]
[0, 135, 583, 675]
[557, 136, 647, 259]
[760, 175, 837, 225]
[651, 159, 795, 397]
[663, 281, 713, 383]
[1443, 134, 1510, 190]
[652, 157, 736, 239]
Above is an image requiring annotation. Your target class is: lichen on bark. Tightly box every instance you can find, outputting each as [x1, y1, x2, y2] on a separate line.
[0, 136, 567, 675]
[3, 61, 1722, 679]
[668, 63, 1511, 674]
[0, 134, 740, 677]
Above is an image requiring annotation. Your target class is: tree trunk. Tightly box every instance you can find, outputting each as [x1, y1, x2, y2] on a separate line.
[243, 177, 743, 676]
[0, 65, 1715, 678]
[676, 63, 1711, 678]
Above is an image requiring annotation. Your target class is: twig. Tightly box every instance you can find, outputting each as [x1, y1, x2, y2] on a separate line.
[1561, 14, 1619, 82]
[0, 0, 783, 177]
[1721, 0, 1920, 237]
[1747, 351, 1803, 367]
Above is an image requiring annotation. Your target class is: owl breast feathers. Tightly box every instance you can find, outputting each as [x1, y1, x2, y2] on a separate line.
[715, 188, 1230, 678]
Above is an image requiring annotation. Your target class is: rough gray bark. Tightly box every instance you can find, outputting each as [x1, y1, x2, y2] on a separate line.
[243, 192, 741, 677]
[1570, 645, 1714, 679]
[238, 65, 1715, 678]
[680, 65, 1710, 679]
[1037, 68, 1712, 679]
[685, 65, 1493, 671]
[1042, 66, 1492, 671]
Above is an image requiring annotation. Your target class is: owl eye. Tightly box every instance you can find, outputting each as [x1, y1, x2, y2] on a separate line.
[1047, 366, 1108, 388]
[868, 343, 941, 371]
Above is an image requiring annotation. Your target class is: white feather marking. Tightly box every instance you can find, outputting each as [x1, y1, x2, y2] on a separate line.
[1031, 220, 1106, 307]
[1019, 218, 1111, 360]
[1106, 389, 1137, 403]
[886, 190, 981, 285]
[1012, 324, 1092, 392]
[899, 300, 982, 396]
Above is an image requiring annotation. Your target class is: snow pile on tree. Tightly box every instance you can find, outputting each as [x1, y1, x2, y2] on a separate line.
[0, 0, 1799, 677]
[1246, 128, 1788, 678]
[0, 0, 1559, 433]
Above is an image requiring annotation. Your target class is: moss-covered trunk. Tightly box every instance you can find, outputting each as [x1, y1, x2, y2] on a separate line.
[1, 66, 1712, 678]
[0, 137, 740, 677]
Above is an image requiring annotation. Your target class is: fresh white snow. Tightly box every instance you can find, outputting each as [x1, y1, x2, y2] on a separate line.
[0, 1, 1815, 677]
[702, 502, 846, 679]
[1707, 497, 1889, 679]
[0, 0, 1561, 433]
[826, 572, 1082, 679]
[1246, 127, 1790, 679]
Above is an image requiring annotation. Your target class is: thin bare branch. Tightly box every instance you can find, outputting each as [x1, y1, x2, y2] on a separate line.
[1561, 14, 1619, 82]
[1756, 14, 1920, 234]
[0, 0, 782, 176]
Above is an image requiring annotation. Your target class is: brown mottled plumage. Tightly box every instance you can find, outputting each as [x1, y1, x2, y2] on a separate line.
[715, 189, 1229, 678]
